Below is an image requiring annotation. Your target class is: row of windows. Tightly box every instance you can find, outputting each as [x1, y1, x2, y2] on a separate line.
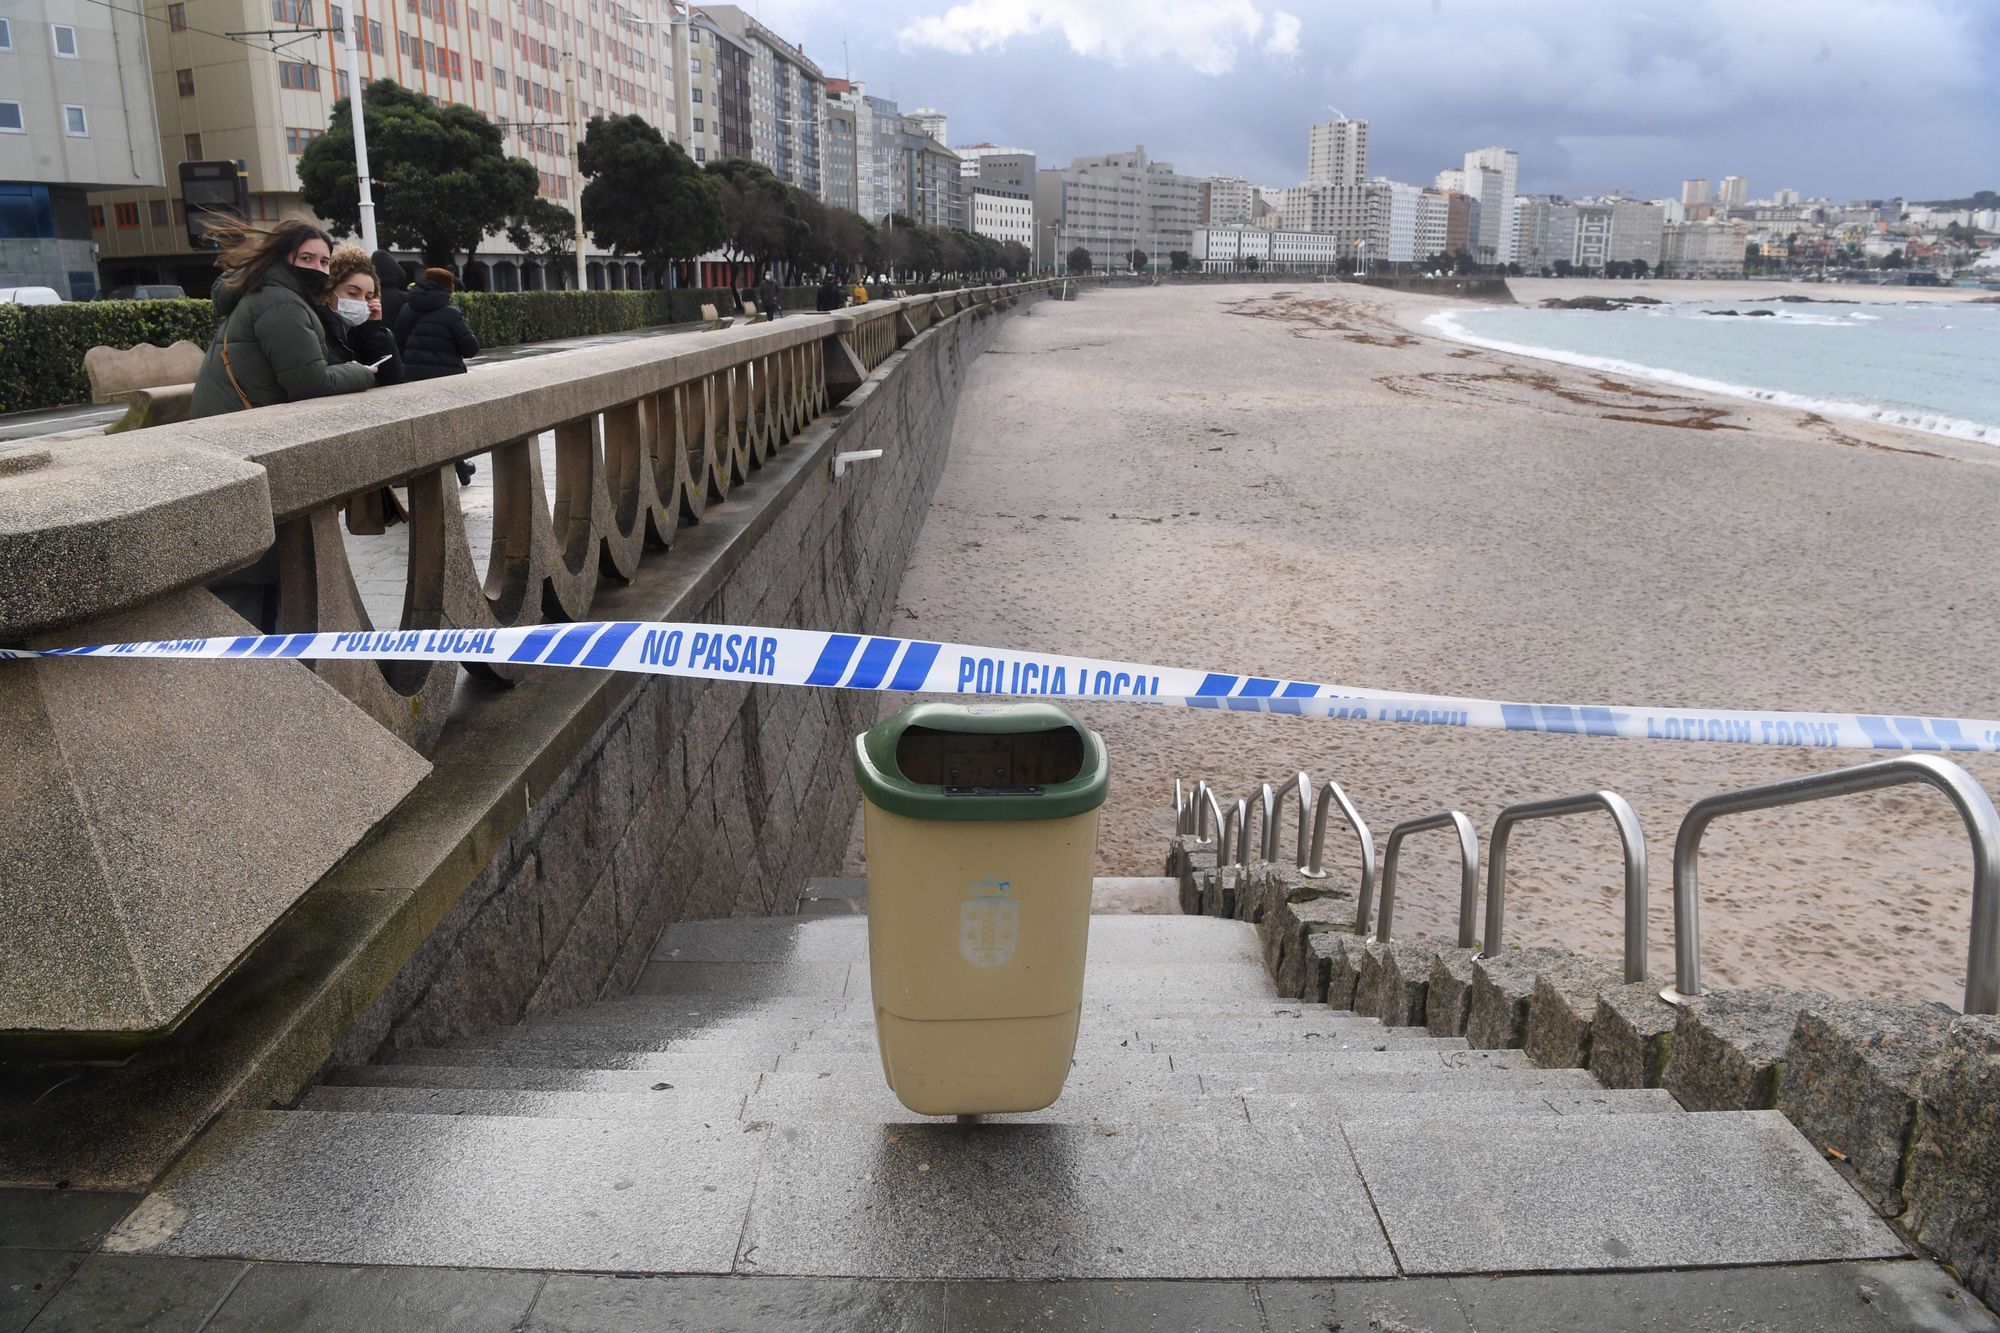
[0, 102, 90, 136]
[0, 19, 77, 55]
[278, 59, 320, 90]
[285, 125, 326, 154]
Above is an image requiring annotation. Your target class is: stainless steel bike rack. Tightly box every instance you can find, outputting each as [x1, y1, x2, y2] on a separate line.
[1665, 755, 2000, 1014]
[1308, 779, 1377, 927]
[1483, 791, 1648, 983]
[1269, 771, 1313, 867]
[1375, 811, 1480, 947]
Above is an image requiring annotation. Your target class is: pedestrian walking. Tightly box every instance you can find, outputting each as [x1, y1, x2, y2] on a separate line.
[757, 271, 784, 321]
[190, 219, 379, 418]
[851, 276, 870, 306]
[815, 273, 845, 312]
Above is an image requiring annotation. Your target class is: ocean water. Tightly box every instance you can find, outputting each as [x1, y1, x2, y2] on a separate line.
[1426, 298, 2000, 444]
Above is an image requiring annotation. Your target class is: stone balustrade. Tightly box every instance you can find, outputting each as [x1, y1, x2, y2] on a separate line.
[0, 281, 1057, 1061]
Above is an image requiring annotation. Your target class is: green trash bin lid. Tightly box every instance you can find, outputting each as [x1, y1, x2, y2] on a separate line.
[853, 701, 1109, 822]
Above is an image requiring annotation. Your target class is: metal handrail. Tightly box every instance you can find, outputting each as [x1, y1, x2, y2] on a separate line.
[1484, 792, 1648, 983]
[1245, 783, 1275, 864]
[1666, 755, 2000, 1014]
[1198, 784, 1223, 847]
[1270, 771, 1313, 866]
[1221, 798, 1250, 868]
[1308, 780, 1377, 929]
[1375, 811, 1480, 946]
[1175, 779, 1188, 835]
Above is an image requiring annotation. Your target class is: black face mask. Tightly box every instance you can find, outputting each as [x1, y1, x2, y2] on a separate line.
[291, 264, 328, 295]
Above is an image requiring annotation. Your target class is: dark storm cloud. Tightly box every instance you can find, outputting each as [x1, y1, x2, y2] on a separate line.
[764, 0, 1996, 199]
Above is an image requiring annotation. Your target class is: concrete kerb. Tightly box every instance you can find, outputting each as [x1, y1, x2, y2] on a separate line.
[1368, 935, 1445, 1029]
[1589, 983, 1680, 1089]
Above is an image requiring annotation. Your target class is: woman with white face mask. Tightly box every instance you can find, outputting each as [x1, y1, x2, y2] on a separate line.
[316, 245, 406, 388]
[316, 246, 416, 532]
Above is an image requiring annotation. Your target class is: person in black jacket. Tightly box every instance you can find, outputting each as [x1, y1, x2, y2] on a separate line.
[372, 250, 410, 329]
[814, 273, 844, 311]
[757, 271, 784, 320]
[393, 267, 481, 483]
[318, 246, 412, 525]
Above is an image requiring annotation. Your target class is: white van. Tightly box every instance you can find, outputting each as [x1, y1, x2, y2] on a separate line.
[0, 286, 64, 305]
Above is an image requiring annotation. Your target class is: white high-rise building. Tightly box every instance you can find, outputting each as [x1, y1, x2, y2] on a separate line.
[1434, 168, 1469, 196]
[1717, 175, 1748, 209]
[1464, 147, 1519, 264]
[1682, 179, 1712, 207]
[906, 108, 949, 145]
[1034, 145, 1200, 272]
[1205, 175, 1256, 226]
[1306, 119, 1368, 186]
[1370, 178, 1422, 263]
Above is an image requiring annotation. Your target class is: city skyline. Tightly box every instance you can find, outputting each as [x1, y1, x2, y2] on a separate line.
[761, 0, 1998, 201]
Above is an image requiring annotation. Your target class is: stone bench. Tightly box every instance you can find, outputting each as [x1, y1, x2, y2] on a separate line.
[83, 340, 205, 433]
[697, 303, 731, 331]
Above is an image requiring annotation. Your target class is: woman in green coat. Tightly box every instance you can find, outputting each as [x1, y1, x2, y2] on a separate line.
[191, 220, 381, 417]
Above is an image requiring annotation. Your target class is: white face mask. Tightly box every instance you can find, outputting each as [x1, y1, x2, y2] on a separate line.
[335, 297, 371, 327]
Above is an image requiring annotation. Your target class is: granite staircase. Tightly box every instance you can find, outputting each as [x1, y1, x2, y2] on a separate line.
[84, 892, 1993, 1331]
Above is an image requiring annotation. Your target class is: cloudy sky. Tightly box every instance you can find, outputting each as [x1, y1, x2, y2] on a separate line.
[743, 0, 1997, 201]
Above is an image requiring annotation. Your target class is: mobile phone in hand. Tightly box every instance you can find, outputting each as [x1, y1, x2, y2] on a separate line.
[368, 355, 392, 370]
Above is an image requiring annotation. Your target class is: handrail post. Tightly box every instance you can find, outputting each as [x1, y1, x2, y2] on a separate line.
[1482, 791, 1647, 984]
[1198, 784, 1223, 848]
[1307, 778, 1376, 926]
[1664, 755, 2000, 1014]
[1254, 782, 1277, 862]
[1375, 811, 1480, 946]
[1270, 771, 1313, 870]
[1174, 779, 1187, 835]
[1233, 798, 1251, 869]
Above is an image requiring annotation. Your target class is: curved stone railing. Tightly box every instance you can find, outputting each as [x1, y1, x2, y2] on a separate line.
[0, 280, 1062, 1055]
[1, 283, 1046, 755]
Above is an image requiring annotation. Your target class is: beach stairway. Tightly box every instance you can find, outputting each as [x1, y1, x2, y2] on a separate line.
[99, 890, 1986, 1328]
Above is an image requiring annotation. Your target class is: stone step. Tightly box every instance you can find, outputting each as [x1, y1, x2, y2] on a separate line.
[386, 1048, 786, 1074]
[300, 1084, 751, 1120]
[1239, 1087, 1684, 1124]
[321, 1063, 772, 1097]
[106, 1109, 1899, 1278]
[631, 960, 1283, 1006]
[647, 913, 1264, 969]
[787, 1031, 1463, 1056]
[1199, 1067, 1604, 1096]
[514, 995, 1339, 1033]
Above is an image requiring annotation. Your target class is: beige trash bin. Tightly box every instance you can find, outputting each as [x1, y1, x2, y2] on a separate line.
[853, 702, 1110, 1116]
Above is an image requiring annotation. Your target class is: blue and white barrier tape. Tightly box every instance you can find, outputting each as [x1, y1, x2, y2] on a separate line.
[4, 620, 1998, 753]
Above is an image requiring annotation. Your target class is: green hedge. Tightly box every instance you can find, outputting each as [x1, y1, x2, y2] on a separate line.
[0, 281, 1005, 415]
[0, 299, 218, 414]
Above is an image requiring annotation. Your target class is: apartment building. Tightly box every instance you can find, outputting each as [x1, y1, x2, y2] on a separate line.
[820, 88, 855, 212]
[682, 13, 751, 166]
[969, 185, 1031, 249]
[1203, 174, 1254, 226]
[1032, 145, 1199, 272]
[1415, 188, 1476, 260]
[1306, 118, 1366, 186]
[901, 127, 961, 230]
[0, 2, 164, 296]
[89, 0, 679, 291]
[701, 5, 820, 194]
[1463, 146, 1518, 264]
[1369, 178, 1421, 264]
[824, 79, 902, 222]
[1662, 217, 1749, 276]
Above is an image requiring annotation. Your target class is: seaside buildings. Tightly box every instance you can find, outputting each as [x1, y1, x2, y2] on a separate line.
[1202, 174, 1255, 226]
[1463, 146, 1519, 264]
[0, 4, 164, 297]
[1192, 225, 1344, 272]
[1306, 118, 1368, 186]
[683, 14, 753, 166]
[1034, 145, 1199, 272]
[1662, 217, 1750, 276]
[1717, 175, 1748, 209]
[699, 6, 822, 195]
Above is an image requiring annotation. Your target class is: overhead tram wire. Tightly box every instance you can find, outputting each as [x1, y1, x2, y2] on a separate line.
[73, 0, 350, 83]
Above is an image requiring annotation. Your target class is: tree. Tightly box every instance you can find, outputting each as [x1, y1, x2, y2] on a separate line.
[1504, 260, 1524, 277]
[1451, 250, 1477, 276]
[505, 197, 576, 267]
[1169, 250, 1190, 273]
[998, 241, 1031, 276]
[1631, 257, 1650, 279]
[300, 80, 536, 267]
[1552, 258, 1575, 278]
[1067, 246, 1092, 273]
[704, 157, 806, 277]
[1243, 255, 1261, 272]
[575, 115, 723, 285]
[1127, 248, 1149, 273]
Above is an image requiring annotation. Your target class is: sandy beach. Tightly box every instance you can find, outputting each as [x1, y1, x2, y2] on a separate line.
[853, 279, 2000, 1008]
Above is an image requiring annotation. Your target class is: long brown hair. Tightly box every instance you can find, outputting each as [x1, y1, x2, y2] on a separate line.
[208, 217, 334, 294]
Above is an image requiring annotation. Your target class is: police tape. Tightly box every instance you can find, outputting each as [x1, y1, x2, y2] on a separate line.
[4, 619, 1998, 754]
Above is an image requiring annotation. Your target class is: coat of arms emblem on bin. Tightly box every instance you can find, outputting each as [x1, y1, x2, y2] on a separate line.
[959, 878, 1018, 967]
